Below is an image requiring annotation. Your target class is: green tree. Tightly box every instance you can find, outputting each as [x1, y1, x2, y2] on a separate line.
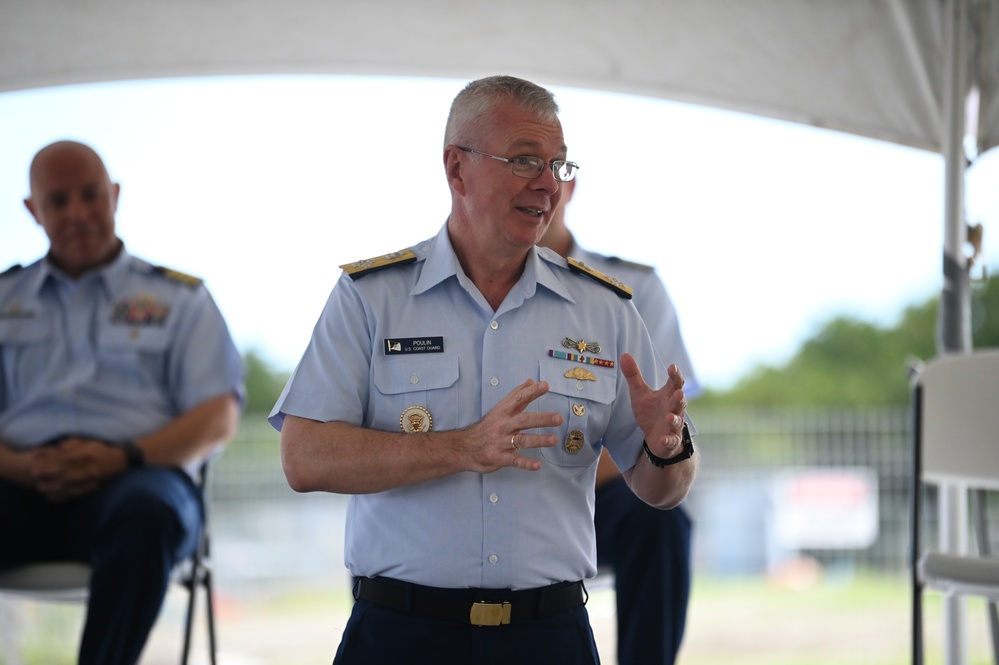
[971, 271, 999, 346]
[698, 266, 997, 407]
[242, 350, 290, 414]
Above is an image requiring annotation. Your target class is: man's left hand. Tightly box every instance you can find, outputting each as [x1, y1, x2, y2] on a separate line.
[619, 353, 687, 459]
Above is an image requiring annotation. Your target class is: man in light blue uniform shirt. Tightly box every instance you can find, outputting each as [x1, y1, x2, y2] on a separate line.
[540, 178, 700, 665]
[271, 75, 698, 665]
[0, 141, 244, 665]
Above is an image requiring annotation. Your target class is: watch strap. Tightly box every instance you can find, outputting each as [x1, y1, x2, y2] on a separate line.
[122, 441, 146, 468]
[642, 423, 694, 468]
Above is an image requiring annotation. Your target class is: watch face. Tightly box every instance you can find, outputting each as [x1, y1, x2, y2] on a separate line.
[680, 423, 693, 456]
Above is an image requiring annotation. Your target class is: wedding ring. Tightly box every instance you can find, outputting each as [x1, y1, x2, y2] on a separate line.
[511, 435, 520, 450]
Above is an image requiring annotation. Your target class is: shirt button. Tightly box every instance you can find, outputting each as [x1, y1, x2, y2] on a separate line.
[576, 381, 585, 390]
[488, 554, 499, 564]
[490, 377, 499, 387]
[490, 321, 499, 330]
[410, 374, 419, 384]
[489, 493, 499, 504]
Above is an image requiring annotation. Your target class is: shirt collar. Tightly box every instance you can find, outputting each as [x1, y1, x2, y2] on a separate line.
[38, 244, 133, 301]
[411, 222, 461, 296]
[412, 222, 576, 306]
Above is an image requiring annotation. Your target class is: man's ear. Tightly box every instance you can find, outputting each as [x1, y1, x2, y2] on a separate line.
[443, 146, 466, 197]
[23, 197, 39, 223]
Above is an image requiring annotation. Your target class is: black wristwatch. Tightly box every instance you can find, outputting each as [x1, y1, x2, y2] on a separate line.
[121, 441, 146, 469]
[642, 423, 694, 468]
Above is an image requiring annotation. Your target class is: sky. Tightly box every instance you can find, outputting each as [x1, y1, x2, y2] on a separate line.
[2, 74, 998, 390]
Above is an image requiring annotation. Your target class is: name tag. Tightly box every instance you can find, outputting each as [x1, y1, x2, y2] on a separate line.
[384, 336, 444, 355]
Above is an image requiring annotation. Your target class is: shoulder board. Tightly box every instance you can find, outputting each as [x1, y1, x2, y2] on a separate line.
[154, 266, 203, 288]
[340, 249, 417, 280]
[0, 264, 23, 278]
[607, 256, 655, 273]
[567, 257, 633, 299]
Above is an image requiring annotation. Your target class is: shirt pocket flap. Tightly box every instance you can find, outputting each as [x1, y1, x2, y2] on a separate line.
[0, 318, 51, 345]
[373, 355, 460, 395]
[99, 325, 172, 352]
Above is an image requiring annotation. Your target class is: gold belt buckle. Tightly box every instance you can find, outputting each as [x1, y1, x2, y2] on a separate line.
[469, 601, 512, 626]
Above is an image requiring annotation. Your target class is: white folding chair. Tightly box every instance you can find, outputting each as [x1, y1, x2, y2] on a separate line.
[911, 350, 999, 665]
[0, 462, 218, 665]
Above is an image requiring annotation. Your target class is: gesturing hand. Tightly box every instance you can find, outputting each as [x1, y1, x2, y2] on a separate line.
[465, 378, 562, 473]
[619, 354, 687, 459]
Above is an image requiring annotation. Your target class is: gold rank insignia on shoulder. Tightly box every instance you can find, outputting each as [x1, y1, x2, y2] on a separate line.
[566, 257, 633, 299]
[340, 249, 417, 280]
[154, 267, 202, 288]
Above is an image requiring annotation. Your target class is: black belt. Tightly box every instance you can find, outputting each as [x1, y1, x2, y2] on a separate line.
[354, 576, 587, 626]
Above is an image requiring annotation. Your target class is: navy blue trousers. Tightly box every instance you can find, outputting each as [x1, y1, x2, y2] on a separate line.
[594, 476, 692, 665]
[0, 467, 202, 665]
[333, 598, 601, 665]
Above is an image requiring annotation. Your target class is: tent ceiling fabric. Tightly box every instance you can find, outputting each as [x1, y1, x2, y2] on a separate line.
[1, 0, 997, 155]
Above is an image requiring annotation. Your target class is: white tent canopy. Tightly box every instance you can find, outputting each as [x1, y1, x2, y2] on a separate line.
[2, 0, 996, 385]
[2, 0, 997, 156]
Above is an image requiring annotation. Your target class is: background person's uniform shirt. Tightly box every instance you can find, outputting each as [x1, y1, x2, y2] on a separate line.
[270, 222, 668, 590]
[567, 242, 700, 399]
[0, 248, 244, 477]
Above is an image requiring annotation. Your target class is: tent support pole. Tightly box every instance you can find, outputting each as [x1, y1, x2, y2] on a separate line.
[939, 1, 972, 664]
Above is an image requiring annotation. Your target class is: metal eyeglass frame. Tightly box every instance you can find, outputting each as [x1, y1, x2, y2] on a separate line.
[458, 146, 579, 182]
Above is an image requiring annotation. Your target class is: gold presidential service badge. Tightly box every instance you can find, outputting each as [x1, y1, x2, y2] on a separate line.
[400, 406, 432, 433]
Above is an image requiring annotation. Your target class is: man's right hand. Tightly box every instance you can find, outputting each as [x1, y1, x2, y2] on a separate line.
[462, 378, 561, 474]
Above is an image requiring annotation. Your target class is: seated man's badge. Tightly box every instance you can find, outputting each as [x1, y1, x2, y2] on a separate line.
[400, 406, 432, 433]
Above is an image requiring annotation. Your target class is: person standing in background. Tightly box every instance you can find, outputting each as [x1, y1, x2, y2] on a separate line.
[539, 177, 700, 665]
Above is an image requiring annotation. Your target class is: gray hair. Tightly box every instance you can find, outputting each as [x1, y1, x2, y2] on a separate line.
[444, 75, 560, 148]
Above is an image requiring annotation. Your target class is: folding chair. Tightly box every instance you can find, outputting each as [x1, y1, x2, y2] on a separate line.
[911, 350, 999, 665]
[0, 462, 218, 665]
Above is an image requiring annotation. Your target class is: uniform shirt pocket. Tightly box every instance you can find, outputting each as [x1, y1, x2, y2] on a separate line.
[0, 318, 51, 346]
[0, 318, 53, 398]
[537, 356, 616, 468]
[98, 324, 173, 389]
[371, 355, 460, 432]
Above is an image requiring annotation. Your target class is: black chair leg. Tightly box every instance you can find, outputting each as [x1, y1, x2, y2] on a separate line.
[205, 569, 218, 665]
[181, 576, 196, 665]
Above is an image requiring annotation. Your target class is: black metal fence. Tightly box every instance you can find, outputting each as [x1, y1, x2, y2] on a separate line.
[214, 406, 930, 581]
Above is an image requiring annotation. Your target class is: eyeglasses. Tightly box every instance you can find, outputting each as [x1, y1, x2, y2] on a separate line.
[458, 146, 579, 182]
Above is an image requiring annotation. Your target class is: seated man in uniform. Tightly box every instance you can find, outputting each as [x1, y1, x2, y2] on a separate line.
[0, 140, 244, 665]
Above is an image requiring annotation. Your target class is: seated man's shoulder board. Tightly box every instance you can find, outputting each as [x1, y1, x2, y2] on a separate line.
[0, 264, 23, 279]
[340, 249, 417, 280]
[154, 266, 203, 288]
[607, 256, 655, 273]
[566, 257, 633, 300]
